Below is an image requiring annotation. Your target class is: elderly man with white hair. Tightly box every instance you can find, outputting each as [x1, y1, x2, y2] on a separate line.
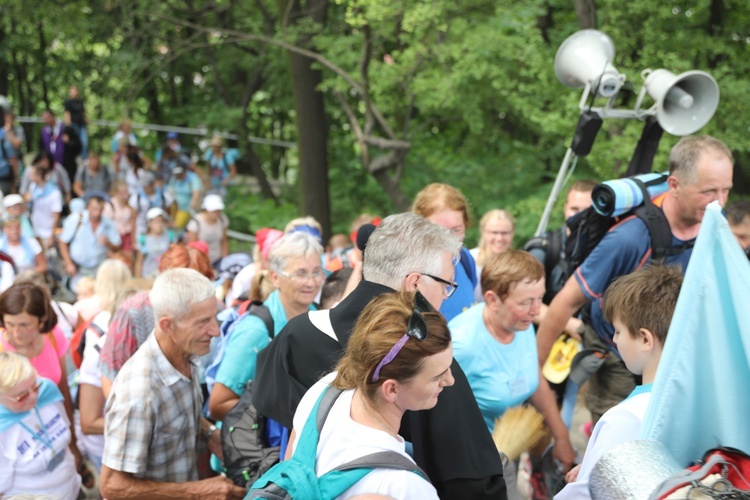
[99, 268, 245, 499]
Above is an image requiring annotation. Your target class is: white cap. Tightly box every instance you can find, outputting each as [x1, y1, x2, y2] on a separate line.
[146, 207, 169, 221]
[2, 194, 24, 209]
[202, 194, 225, 212]
[69, 198, 86, 214]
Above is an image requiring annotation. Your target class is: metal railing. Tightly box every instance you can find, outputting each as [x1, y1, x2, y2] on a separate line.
[16, 117, 296, 149]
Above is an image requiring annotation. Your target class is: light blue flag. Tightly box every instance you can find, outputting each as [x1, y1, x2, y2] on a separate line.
[640, 202, 750, 466]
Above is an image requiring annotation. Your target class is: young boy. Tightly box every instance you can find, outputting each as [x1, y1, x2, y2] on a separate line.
[555, 264, 683, 499]
[25, 164, 63, 249]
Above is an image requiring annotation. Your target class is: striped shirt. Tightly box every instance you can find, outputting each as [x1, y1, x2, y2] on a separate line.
[102, 332, 202, 483]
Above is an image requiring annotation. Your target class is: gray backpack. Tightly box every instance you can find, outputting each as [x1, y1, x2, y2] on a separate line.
[221, 381, 281, 488]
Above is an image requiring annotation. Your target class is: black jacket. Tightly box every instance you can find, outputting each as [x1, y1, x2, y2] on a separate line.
[254, 280, 508, 499]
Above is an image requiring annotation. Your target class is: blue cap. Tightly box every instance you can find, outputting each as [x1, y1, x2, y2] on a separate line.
[288, 224, 323, 245]
[83, 190, 110, 203]
[167, 132, 179, 140]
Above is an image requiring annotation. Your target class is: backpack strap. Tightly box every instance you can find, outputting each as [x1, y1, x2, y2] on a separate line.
[458, 247, 477, 289]
[47, 329, 58, 353]
[291, 385, 343, 466]
[244, 302, 275, 339]
[547, 227, 564, 276]
[631, 179, 694, 261]
[315, 386, 343, 433]
[333, 450, 431, 482]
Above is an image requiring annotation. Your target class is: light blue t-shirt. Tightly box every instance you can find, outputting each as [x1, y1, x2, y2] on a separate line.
[168, 171, 203, 212]
[215, 290, 316, 396]
[60, 211, 122, 269]
[450, 303, 539, 432]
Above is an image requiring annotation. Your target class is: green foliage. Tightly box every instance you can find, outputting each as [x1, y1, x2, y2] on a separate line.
[224, 185, 299, 234]
[3, 0, 749, 240]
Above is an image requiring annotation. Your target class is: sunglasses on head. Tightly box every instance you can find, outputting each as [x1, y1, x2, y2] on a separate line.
[3, 381, 42, 403]
[372, 291, 434, 382]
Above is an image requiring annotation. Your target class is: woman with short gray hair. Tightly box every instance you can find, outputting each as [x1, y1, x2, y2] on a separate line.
[209, 231, 324, 421]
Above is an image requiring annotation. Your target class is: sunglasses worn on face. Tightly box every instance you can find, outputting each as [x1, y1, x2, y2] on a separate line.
[4, 381, 42, 403]
[372, 291, 434, 382]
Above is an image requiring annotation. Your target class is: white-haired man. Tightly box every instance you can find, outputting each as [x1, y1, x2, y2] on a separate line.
[254, 213, 510, 499]
[100, 268, 245, 499]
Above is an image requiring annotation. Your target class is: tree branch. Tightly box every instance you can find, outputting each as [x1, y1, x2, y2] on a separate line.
[363, 136, 410, 150]
[334, 91, 370, 166]
[165, 14, 401, 141]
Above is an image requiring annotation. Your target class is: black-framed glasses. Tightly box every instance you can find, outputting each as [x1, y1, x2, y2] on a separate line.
[372, 291, 434, 382]
[421, 273, 458, 299]
[3, 381, 42, 403]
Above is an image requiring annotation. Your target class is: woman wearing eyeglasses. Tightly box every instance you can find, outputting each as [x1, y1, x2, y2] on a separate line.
[280, 291, 453, 498]
[412, 183, 477, 321]
[0, 352, 81, 497]
[209, 231, 324, 421]
[471, 209, 516, 300]
[449, 250, 576, 498]
[0, 283, 88, 478]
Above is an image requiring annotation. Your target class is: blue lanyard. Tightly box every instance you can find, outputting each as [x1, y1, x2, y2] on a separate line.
[19, 407, 56, 451]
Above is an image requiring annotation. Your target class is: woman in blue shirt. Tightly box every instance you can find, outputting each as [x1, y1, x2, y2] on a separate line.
[411, 183, 477, 321]
[449, 250, 575, 482]
[208, 231, 324, 421]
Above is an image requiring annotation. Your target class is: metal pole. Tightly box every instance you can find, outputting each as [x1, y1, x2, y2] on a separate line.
[535, 147, 577, 237]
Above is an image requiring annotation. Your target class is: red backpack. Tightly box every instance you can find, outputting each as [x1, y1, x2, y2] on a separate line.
[70, 319, 106, 369]
[653, 447, 750, 498]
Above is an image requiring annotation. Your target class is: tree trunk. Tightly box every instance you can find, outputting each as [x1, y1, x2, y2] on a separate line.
[372, 169, 411, 212]
[0, 23, 8, 96]
[36, 21, 50, 110]
[278, 0, 331, 240]
[574, 0, 597, 29]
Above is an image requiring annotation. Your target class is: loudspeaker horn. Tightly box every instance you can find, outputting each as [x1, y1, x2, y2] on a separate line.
[643, 69, 719, 136]
[554, 30, 624, 98]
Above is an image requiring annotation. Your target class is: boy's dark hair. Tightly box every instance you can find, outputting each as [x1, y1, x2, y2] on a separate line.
[726, 200, 750, 226]
[320, 267, 353, 309]
[602, 264, 683, 345]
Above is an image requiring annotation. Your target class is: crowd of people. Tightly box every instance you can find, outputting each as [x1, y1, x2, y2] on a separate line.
[1, 98, 750, 500]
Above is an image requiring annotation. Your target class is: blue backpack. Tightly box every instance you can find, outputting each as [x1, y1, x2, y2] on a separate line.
[245, 385, 431, 499]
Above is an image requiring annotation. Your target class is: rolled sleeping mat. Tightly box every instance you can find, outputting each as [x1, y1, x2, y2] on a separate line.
[592, 172, 669, 217]
[589, 440, 682, 500]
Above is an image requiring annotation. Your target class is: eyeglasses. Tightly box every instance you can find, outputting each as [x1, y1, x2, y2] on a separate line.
[372, 291, 433, 382]
[3, 381, 42, 403]
[278, 269, 325, 283]
[421, 273, 458, 298]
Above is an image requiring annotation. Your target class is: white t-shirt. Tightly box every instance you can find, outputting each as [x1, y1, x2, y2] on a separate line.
[555, 387, 652, 500]
[76, 316, 110, 462]
[292, 372, 438, 500]
[0, 401, 82, 498]
[0, 260, 15, 293]
[186, 213, 229, 263]
[3, 237, 42, 273]
[51, 301, 79, 340]
[30, 186, 63, 239]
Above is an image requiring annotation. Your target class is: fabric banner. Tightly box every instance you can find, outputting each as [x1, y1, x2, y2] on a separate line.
[640, 202, 750, 466]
